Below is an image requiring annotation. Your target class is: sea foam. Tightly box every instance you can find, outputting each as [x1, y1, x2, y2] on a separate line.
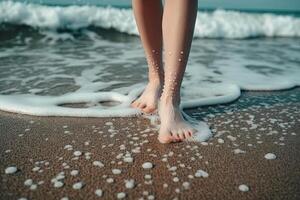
[0, 1, 300, 38]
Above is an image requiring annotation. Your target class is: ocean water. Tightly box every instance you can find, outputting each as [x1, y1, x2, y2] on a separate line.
[0, 1, 299, 120]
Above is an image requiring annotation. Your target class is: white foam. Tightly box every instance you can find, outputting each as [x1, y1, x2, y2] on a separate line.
[125, 179, 135, 189]
[72, 182, 84, 190]
[182, 182, 190, 189]
[1, 2, 300, 38]
[264, 153, 277, 160]
[5, 166, 18, 174]
[142, 162, 153, 169]
[238, 184, 250, 192]
[73, 151, 82, 156]
[117, 192, 126, 199]
[123, 157, 134, 163]
[24, 179, 33, 186]
[112, 169, 122, 175]
[53, 181, 64, 188]
[95, 189, 103, 197]
[70, 170, 79, 176]
[195, 169, 209, 178]
[93, 161, 104, 167]
[30, 184, 37, 190]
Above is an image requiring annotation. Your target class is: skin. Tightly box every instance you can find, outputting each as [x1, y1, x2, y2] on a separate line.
[131, 0, 198, 143]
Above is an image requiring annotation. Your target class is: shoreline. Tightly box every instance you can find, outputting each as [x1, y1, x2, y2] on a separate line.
[1, 88, 299, 200]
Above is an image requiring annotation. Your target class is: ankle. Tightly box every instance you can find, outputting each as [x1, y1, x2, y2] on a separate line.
[148, 77, 163, 87]
[160, 94, 180, 107]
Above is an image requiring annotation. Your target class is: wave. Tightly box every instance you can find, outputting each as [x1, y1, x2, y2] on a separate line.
[1, 1, 300, 39]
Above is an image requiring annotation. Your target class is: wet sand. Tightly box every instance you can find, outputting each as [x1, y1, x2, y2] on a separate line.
[0, 88, 299, 200]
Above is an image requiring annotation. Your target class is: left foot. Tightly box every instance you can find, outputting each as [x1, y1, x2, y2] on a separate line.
[131, 81, 162, 114]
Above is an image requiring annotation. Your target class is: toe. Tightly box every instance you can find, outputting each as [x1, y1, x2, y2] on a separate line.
[142, 105, 156, 114]
[139, 103, 147, 109]
[184, 131, 192, 139]
[171, 130, 180, 140]
[135, 101, 141, 108]
[178, 130, 186, 140]
[189, 128, 197, 135]
[131, 100, 137, 107]
[180, 133, 186, 140]
[184, 130, 192, 139]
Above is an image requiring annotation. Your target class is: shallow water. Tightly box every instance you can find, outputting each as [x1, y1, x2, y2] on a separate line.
[0, 1, 299, 118]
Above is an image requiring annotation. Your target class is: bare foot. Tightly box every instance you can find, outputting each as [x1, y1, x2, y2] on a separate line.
[158, 99, 197, 143]
[131, 81, 162, 114]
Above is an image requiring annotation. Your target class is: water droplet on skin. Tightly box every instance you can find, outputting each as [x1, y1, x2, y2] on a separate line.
[178, 59, 182, 62]
[180, 51, 184, 54]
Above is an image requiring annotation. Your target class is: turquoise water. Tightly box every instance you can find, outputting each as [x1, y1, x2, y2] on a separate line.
[11, 0, 300, 15]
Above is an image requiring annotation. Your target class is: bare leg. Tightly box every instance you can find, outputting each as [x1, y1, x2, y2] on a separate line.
[131, 0, 164, 114]
[158, 0, 198, 143]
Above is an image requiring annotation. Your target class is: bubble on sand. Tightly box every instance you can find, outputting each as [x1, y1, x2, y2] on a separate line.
[24, 179, 33, 186]
[32, 166, 41, 172]
[73, 151, 82, 156]
[195, 169, 209, 178]
[30, 184, 37, 190]
[144, 174, 152, 179]
[117, 192, 126, 199]
[5, 166, 18, 174]
[233, 149, 246, 154]
[173, 177, 179, 182]
[64, 145, 73, 150]
[54, 181, 64, 188]
[95, 189, 103, 197]
[106, 178, 114, 183]
[72, 182, 84, 190]
[93, 161, 104, 167]
[217, 138, 224, 143]
[123, 157, 133, 163]
[125, 179, 135, 189]
[239, 184, 249, 192]
[182, 182, 190, 189]
[142, 162, 153, 169]
[264, 153, 276, 160]
[112, 169, 122, 175]
[70, 170, 79, 176]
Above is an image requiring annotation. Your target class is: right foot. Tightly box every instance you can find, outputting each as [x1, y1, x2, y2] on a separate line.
[131, 81, 162, 114]
[157, 99, 197, 143]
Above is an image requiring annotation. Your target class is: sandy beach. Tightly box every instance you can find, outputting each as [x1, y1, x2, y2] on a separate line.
[0, 88, 299, 200]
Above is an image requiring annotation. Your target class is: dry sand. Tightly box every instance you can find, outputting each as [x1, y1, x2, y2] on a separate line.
[0, 88, 299, 200]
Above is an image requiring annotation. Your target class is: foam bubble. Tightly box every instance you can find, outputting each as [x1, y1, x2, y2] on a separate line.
[5, 166, 18, 174]
[238, 184, 250, 192]
[142, 162, 153, 169]
[264, 153, 277, 160]
[117, 192, 126, 199]
[112, 169, 122, 175]
[125, 179, 135, 189]
[95, 189, 103, 197]
[72, 182, 84, 190]
[195, 169, 209, 178]
[73, 151, 82, 156]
